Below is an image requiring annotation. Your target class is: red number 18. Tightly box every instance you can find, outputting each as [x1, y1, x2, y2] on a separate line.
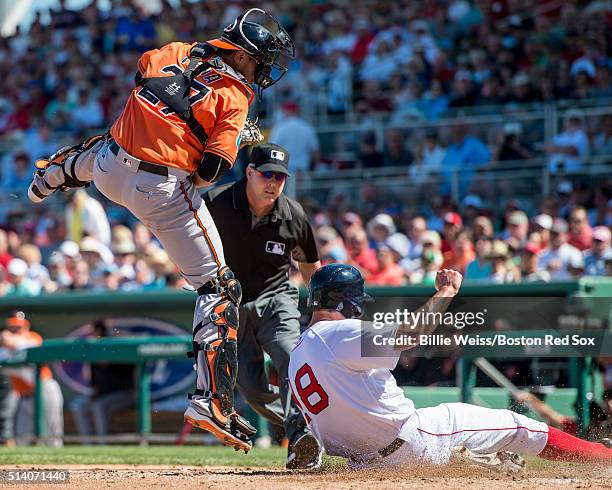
[294, 363, 329, 415]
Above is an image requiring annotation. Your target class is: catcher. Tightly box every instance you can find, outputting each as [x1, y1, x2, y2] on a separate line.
[27, 8, 294, 453]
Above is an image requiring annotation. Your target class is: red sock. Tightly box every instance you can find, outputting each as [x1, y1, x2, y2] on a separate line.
[539, 427, 612, 463]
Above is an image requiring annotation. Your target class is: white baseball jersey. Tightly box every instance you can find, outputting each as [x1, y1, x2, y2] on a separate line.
[288, 319, 414, 459]
[289, 318, 549, 468]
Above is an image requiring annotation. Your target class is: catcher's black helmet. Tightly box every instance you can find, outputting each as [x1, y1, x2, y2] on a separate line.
[308, 264, 373, 319]
[207, 8, 294, 91]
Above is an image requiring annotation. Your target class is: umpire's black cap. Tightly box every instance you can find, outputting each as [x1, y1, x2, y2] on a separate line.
[250, 143, 291, 176]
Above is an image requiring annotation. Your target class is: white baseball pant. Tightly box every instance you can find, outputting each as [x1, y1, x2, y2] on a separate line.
[353, 402, 548, 469]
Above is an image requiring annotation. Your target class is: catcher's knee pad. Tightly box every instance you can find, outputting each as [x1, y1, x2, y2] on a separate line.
[217, 265, 242, 306]
[35, 134, 104, 190]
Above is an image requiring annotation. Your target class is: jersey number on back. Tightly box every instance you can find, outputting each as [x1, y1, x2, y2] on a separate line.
[294, 363, 329, 415]
[137, 64, 210, 116]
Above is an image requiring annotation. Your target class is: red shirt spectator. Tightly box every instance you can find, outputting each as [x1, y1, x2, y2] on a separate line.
[442, 231, 476, 274]
[568, 207, 593, 251]
[441, 212, 462, 254]
[366, 247, 405, 286]
[347, 228, 378, 275]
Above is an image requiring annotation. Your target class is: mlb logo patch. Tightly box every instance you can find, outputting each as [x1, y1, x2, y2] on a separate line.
[265, 241, 285, 255]
[270, 150, 285, 161]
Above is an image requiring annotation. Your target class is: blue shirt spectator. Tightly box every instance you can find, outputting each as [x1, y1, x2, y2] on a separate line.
[441, 123, 491, 196]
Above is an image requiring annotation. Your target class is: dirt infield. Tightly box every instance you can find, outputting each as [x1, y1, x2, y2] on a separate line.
[3, 462, 610, 489]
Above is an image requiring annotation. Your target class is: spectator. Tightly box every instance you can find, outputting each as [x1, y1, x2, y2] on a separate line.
[588, 187, 612, 227]
[441, 230, 475, 274]
[269, 102, 320, 198]
[18, 122, 57, 163]
[499, 210, 529, 250]
[532, 214, 553, 250]
[465, 236, 492, 282]
[69, 88, 104, 129]
[583, 226, 612, 276]
[383, 129, 414, 167]
[472, 215, 494, 241]
[492, 123, 535, 163]
[5, 258, 40, 296]
[546, 110, 589, 173]
[460, 195, 484, 227]
[69, 259, 92, 291]
[43, 87, 76, 130]
[2, 152, 33, 192]
[112, 240, 137, 283]
[489, 240, 519, 283]
[357, 132, 383, 168]
[315, 226, 347, 264]
[16, 244, 49, 292]
[520, 242, 550, 282]
[409, 130, 445, 185]
[70, 320, 135, 444]
[366, 245, 406, 286]
[114, 6, 156, 53]
[65, 190, 111, 246]
[79, 236, 113, 285]
[448, 70, 478, 108]
[538, 219, 583, 279]
[568, 207, 593, 251]
[592, 115, 612, 156]
[507, 72, 536, 106]
[441, 212, 463, 253]
[46, 254, 72, 292]
[419, 79, 449, 121]
[366, 213, 396, 247]
[385, 232, 410, 265]
[441, 122, 491, 196]
[410, 230, 443, 285]
[346, 227, 378, 276]
[405, 216, 427, 261]
[269, 102, 320, 174]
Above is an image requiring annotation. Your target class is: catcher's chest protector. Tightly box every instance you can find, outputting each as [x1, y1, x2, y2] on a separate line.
[134, 43, 214, 147]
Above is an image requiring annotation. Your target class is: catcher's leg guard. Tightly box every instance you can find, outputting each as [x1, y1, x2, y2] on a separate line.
[28, 134, 105, 203]
[185, 267, 255, 452]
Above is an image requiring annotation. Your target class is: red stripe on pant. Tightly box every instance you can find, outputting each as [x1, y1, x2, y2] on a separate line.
[179, 182, 222, 269]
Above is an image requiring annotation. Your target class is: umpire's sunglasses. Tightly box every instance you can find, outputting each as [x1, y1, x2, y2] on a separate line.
[258, 170, 287, 182]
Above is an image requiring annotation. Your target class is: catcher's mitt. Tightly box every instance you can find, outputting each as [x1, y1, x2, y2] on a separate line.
[239, 118, 264, 148]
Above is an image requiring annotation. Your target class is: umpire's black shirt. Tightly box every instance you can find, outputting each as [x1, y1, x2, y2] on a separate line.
[204, 179, 319, 303]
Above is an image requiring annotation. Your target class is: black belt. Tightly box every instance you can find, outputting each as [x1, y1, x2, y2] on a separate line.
[109, 139, 169, 177]
[351, 438, 405, 465]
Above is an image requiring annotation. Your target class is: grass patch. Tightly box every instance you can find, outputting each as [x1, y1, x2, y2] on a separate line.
[0, 445, 286, 467]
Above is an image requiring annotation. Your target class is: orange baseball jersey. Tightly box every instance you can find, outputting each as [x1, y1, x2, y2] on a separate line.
[110, 42, 255, 173]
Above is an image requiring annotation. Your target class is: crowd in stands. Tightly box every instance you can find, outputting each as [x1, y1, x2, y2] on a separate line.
[0, 0, 610, 296]
[292, 178, 612, 287]
[0, 177, 610, 297]
[1, 0, 610, 135]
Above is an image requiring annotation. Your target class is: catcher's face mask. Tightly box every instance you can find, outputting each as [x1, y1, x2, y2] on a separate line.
[217, 9, 295, 95]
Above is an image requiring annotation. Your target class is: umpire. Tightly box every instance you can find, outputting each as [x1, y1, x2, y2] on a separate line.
[204, 143, 321, 469]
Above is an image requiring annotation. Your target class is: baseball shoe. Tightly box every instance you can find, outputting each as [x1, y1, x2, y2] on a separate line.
[184, 397, 255, 453]
[451, 446, 526, 474]
[286, 432, 323, 470]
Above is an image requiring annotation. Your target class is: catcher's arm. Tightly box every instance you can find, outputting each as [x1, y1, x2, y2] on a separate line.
[194, 118, 263, 187]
